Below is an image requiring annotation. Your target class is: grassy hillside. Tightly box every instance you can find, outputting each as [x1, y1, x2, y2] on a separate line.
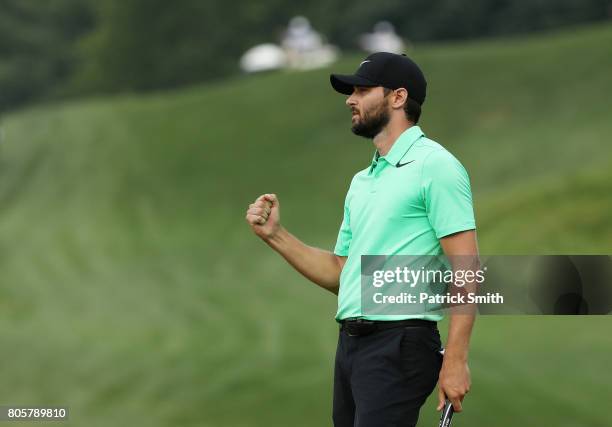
[0, 23, 611, 427]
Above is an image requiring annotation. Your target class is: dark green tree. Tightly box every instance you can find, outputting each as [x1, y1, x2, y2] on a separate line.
[0, 0, 94, 111]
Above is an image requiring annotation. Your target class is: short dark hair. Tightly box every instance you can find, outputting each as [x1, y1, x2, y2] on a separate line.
[383, 87, 422, 124]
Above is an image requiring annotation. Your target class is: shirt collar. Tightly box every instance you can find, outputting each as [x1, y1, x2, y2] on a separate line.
[369, 125, 425, 170]
[382, 125, 425, 166]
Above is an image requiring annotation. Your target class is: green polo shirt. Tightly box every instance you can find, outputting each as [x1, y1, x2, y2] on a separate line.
[333, 125, 476, 321]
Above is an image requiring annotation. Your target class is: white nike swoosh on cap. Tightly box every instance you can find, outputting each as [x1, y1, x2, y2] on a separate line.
[360, 60, 371, 66]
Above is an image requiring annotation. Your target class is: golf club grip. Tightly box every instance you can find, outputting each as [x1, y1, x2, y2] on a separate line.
[438, 400, 454, 427]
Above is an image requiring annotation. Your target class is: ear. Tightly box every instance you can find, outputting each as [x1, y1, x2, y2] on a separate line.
[390, 88, 409, 110]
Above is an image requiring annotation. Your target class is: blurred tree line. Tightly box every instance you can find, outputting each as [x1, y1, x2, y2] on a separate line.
[0, 0, 93, 111]
[1, 0, 610, 112]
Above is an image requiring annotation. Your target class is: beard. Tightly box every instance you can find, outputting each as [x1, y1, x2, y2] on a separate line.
[351, 99, 391, 139]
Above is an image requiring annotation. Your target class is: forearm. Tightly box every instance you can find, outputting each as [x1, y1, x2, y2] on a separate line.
[437, 226, 479, 411]
[264, 226, 343, 294]
[437, 311, 474, 412]
[444, 313, 475, 362]
[439, 231, 479, 361]
[444, 269, 477, 362]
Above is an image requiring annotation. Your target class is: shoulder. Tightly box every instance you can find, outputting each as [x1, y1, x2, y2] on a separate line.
[413, 139, 470, 186]
[413, 137, 457, 162]
[413, 138, 466, 172]
[343, 167, 370, 198]
[350, 166, 371, 182]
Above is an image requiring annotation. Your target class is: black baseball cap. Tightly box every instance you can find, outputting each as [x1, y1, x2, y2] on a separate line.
[330, 52, 427, 105]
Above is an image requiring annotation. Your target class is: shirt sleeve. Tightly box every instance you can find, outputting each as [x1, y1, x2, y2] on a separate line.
[420, 149, 476, 239]
[333, 193, 352, 256]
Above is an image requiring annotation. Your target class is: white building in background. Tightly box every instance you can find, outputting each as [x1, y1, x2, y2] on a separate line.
[240, 44, 287, 73]
[282, 16, 323, 53]
[359, 21, 405, 54]
[281, 16, 338, 70]
[240, 16, 338, 74]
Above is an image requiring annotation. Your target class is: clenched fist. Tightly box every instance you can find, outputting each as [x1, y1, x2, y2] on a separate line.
[245, 193, 281, 240]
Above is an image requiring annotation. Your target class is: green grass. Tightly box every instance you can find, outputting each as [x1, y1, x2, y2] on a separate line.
[0, 23, 611, 426]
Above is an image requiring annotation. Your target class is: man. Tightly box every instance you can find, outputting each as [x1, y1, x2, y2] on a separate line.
[245, 52, 478, 427]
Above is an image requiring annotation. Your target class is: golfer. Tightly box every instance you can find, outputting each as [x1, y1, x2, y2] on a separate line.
[246, 52, 478, 427]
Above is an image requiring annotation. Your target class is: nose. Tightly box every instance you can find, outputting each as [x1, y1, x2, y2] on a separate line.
[346, 90, 357, 107]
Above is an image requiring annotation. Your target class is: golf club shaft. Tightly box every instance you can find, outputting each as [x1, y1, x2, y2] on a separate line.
[438, 400, 454, 427]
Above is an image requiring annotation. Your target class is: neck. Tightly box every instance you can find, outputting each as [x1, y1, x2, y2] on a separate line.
[373, 119, 414, 156]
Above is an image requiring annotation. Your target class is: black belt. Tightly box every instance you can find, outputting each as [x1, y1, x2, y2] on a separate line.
[340, 318, 437, 337]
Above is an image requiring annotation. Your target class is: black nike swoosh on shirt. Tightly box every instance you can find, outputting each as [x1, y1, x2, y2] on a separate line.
[395, 160, 415, 168]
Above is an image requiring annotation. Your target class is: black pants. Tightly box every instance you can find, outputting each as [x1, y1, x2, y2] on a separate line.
[332, 324, 443, 427]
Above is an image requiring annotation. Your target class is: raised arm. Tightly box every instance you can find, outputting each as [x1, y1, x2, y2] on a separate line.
[245, 193, 346, 294]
